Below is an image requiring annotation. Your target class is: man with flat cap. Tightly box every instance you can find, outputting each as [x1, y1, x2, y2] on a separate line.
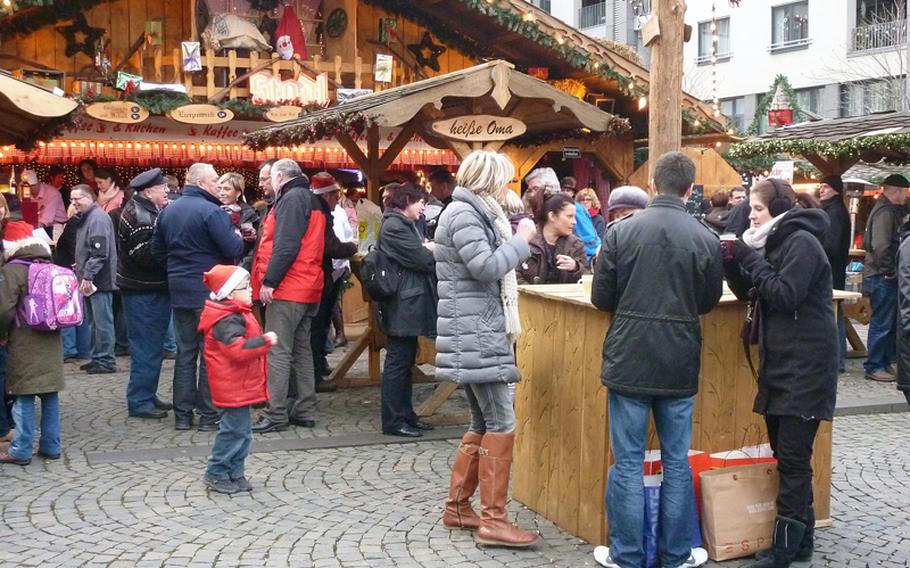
[118, 168, 173, 418]
[863, 174, 909, 382]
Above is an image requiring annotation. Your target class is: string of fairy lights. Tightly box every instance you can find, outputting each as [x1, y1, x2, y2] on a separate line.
[710, 0, 720, 120]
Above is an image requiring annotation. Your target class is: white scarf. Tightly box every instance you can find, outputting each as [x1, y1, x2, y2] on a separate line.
[742, 210, 788, 254]
[479, 193, 522, 341]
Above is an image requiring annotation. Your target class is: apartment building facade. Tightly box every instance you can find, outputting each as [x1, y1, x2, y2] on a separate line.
[554, 0, 908, 133]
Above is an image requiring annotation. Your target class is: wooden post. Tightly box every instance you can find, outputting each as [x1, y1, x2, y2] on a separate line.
[647, 0, 687, 182]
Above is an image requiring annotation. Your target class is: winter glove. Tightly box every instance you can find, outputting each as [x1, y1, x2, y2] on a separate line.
[732, 238, 752, 263]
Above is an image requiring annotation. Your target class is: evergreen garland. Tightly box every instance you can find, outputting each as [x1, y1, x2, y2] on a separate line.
[726, 133, 910, 165]
[510, 117, 632, 147]
[746, 74, 804, 135]
[243, 112, 376, 150]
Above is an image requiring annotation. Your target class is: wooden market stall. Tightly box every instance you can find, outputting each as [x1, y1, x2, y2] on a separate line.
[512, 284, 859, 546]
[244, 60, 635, 409]
[0, 71, 78, 149]
[728, 110, 910, 356]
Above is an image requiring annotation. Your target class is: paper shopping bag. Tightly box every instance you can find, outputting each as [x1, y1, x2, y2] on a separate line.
[699, 463, 778, 561]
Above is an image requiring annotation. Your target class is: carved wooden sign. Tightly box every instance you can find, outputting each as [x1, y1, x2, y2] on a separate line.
[431, 115, 526, 142]
[85, 101, 149, 124]
[168, 104, 234, 125]
[264, 105, 304, 123]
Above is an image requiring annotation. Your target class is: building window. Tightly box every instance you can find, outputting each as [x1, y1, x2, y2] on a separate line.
[578, 0, 606, 30]
[840, 78, 906, 117]
[771, 1, 810, 51]
[853, 0, 907, 52]
[720, 96, 745, 132]
[795, 86, 824, 118]
[529, 0, 551, 12]
[697, 17, 731, 64]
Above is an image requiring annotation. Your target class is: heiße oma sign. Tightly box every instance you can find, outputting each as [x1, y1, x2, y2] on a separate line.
[431, 115, 527, 142]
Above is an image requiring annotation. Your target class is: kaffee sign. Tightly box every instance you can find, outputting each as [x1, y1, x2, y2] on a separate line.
[431, 115, 526, 142]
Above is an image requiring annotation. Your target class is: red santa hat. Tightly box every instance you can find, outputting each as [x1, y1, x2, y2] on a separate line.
[203, 265, 249, 301]
[275, 5, 307, 61]
[3, 220, 35, 242]
[311, 171, 339, 195]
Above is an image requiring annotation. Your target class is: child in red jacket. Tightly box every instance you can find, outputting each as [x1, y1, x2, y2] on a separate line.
[199, 265, 277, 494]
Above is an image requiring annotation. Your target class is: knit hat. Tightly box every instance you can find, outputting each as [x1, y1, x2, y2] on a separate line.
[203, 265, 250, 301]
[311, 171, 339, 195]
[608, 185, 649, 212]
[820, 175, 843, 194]
[21, 170, 38, 186]
[882, 174, 910, 188]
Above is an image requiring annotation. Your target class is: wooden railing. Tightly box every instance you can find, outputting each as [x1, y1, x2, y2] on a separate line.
[142, 48, 383, 101]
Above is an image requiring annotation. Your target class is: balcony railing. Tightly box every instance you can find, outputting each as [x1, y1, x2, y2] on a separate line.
[852, 20, 907, 52]
[578, 2, 606, 30]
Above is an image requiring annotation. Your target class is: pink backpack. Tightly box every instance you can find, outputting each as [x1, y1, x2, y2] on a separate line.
[8, 259, 84, 331]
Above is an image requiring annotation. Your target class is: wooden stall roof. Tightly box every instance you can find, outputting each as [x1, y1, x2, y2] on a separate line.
[245, 60, 625, 151]
[0, 71, 78, 149]
[728, 110, 910, 175]
[362, 0, 725, 134]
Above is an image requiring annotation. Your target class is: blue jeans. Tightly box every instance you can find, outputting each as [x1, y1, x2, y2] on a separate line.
[9, 393, 60, 460]
[465, 382, 515, 434]
[206, 405, 252, 480]
[85, 291, 115, 367]
[172, 308, 217, 423]
[61, 321, 92, 359]
[123, 292, 170, 413]
[864, 274, 897, 373]
[164, 316, 177, 354]
[0, 346, 9, 436]
[607, 391, 695, 568]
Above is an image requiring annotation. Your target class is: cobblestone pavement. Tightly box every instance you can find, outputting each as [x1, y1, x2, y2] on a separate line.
[1, 344, 909, 567]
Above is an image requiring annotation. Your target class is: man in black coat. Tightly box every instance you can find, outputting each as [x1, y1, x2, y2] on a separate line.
[590, 152, 721, 568]
[117, 168, 173, 419]
[819, 175, 852, 373]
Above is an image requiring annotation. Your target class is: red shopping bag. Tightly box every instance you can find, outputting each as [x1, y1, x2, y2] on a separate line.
[640, 450, 711, 514]
[709, 443, 776, 469]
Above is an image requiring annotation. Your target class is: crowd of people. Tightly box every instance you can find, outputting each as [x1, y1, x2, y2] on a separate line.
[0, 147, 904, 568]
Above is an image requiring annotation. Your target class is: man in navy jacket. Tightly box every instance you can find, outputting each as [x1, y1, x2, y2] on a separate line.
[152, 163, 244, 431]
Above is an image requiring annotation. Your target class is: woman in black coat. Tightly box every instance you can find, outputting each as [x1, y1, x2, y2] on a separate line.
[724, 178, 836, 568]
[377, 182, 437, 438]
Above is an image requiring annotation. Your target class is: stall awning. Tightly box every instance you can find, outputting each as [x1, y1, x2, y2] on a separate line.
[245, 60, 628, 151]
[727, 110, 910, 174]
[0, 72, 79, 150]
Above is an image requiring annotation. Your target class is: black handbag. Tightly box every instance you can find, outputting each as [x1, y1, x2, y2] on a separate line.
[741, 289, 761, 378]
[360, 232, 400, 301]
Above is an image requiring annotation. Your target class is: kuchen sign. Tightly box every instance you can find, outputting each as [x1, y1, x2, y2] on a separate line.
[431, 115, 527, 142]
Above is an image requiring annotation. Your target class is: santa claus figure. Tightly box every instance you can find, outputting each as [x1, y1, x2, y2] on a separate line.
[275, 5, 307, 60]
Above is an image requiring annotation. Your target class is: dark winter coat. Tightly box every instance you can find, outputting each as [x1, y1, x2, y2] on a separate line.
[53, 218, 79, 268]
[726, 199, 752, 238]
[434, 187, 531, 384]
[117, 194, 166, 292]
[591, 195, 724, 397]
[590, 210, 607, 238]
[820, 195, 851, 290]
[73, 202, 118, 292]
[704, 205, 732, 233]
[151, 185, 244, 309]
[895, 226, 910, 395]
[231, 202, 260, 271]
[0, 238, 64, 395]
[516, 232, 588, 285]
[377, 209, 437, 338]
[725, 208, 838, 420]
[863, 197, 906, 278]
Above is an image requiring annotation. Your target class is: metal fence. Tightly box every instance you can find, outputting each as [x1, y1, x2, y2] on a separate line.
[852, 20, 907, 52]
[578, 2, 606, 30]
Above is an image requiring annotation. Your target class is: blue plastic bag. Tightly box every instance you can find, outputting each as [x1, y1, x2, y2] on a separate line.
[642, 475, 702, 568]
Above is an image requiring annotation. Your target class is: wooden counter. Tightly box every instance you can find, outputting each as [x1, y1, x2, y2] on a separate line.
[513, 284, 858, 546]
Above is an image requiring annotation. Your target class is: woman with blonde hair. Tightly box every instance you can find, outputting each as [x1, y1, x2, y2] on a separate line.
[434, 150, 539, 547]
[218, 172, 259, 270]
[576, 187, 606, 237]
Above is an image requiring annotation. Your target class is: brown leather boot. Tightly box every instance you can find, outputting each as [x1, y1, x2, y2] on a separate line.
[475, 432, 540, 548]
[442, 431, 483, 529]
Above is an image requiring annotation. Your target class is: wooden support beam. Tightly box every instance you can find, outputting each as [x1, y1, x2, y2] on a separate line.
[336, 131, 370, 171]
[366, 124, 382, 203]
[647, 0, 686, 181]
[377, 121, 419, 172]
[416, 383, 460, 417]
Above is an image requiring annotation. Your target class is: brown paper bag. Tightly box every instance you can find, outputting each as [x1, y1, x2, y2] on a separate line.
[699, 463, 779, 561]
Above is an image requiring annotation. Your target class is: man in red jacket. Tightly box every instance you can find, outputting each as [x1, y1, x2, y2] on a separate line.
[250, 159, 326, 433]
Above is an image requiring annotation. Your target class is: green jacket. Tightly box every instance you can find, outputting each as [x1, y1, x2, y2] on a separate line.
[0, 238, 65, 395]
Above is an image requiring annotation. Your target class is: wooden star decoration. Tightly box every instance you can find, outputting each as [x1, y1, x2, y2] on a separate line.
[59, 14, 105, 58]
[407, 32, 446, 72]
